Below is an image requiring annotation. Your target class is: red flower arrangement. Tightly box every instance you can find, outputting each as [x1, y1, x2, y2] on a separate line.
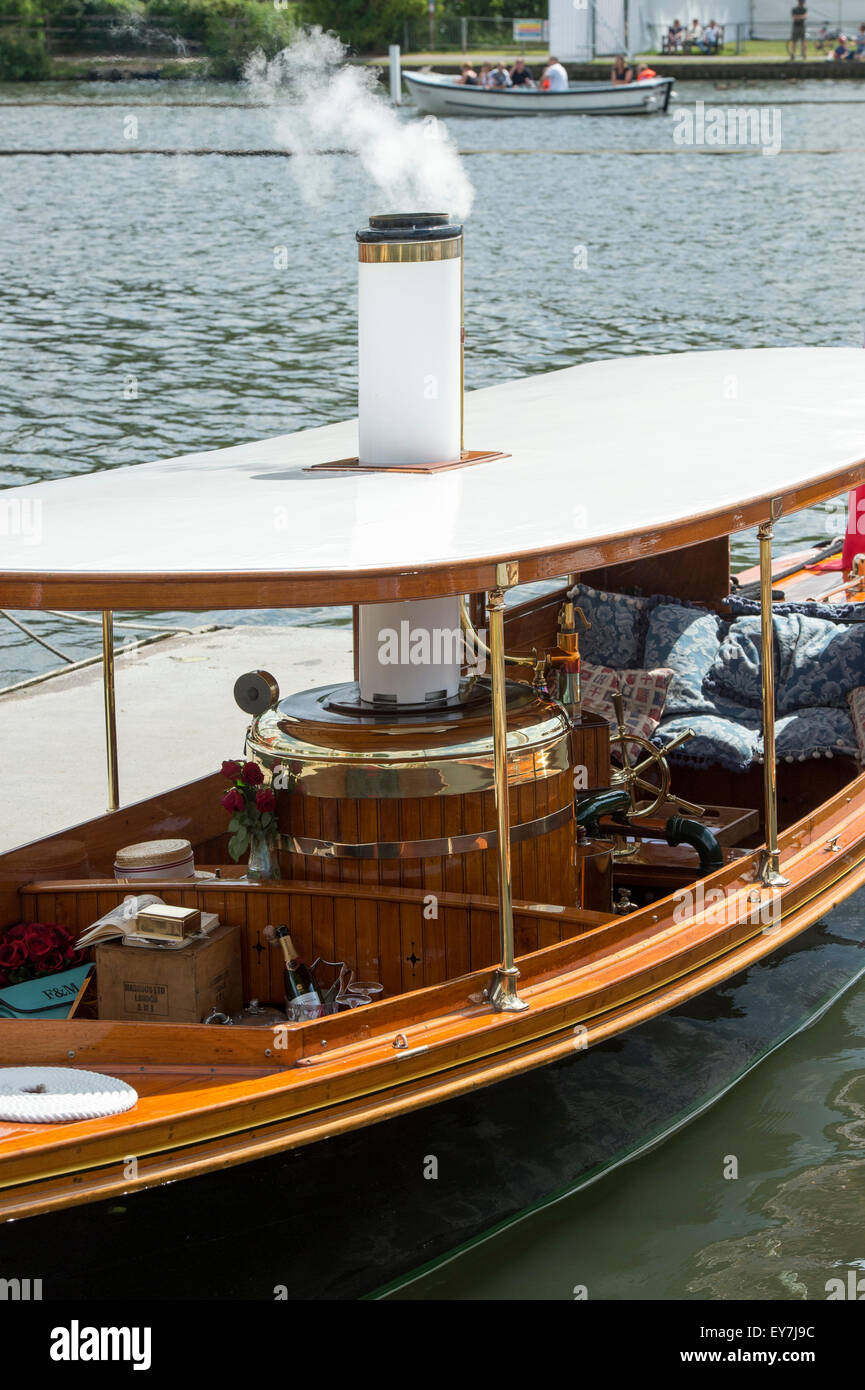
[220, 759, 284, 862]
[0, 922, 85, 989]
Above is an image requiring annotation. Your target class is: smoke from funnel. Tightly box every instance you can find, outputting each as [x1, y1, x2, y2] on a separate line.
[244, 28, 475, 220]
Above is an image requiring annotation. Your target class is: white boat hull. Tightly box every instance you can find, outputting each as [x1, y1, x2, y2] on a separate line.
[403, 70, 675, 117]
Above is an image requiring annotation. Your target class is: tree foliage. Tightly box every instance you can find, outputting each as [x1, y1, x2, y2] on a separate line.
[300, 0, 426, 53]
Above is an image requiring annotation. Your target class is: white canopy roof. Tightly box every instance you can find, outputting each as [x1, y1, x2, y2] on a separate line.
[2, 347, 865, 609]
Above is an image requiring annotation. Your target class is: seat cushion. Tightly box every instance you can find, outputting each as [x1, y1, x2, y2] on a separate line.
[774, 706, 858, 763]
[568, 583, 649, 668]
[848, 687, 865, 764]
[728, 594, 865, 624]
[581, 663, 674, 754]
[655, 703, 857, 772]
[710, 614, 865, 714]
[643, 602, 724, 715]
[654, 709, 762, 774]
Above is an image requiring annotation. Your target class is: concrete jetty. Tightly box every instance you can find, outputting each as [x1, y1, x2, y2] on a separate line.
[2, 625, 352, 854]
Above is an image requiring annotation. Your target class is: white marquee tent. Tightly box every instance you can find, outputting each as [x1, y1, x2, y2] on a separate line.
[548, 0, 857, 56]
[548, 0, 750, 57]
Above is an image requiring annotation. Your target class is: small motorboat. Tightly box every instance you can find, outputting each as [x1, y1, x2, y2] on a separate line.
[403, 68, 675, 117]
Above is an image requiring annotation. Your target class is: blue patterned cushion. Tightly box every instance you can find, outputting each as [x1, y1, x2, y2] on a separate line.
[710, 614, 865, 714]
[774, 707, 858, 763]
[569, 584, 649, 668]
[654, 710, 761, 773]
[708, 614, 796, 710]
[728, 594, 865, 624]
[643, 603, 723, 715]
[782, 619, 865, 711]
[655, 702, 857, 772]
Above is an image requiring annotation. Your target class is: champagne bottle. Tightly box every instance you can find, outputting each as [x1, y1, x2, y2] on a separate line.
[274, 926, 323, 1014]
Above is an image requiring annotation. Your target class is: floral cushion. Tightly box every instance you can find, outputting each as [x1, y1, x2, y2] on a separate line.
[643, 602, 723, 715]
[581, 663, 674, 751]
[847, 688, 865, 764]
[568, 583, 649, 669]
[709, 614, 865, 714]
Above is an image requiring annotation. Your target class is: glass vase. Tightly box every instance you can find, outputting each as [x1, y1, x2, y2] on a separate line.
[245, 828, 280, 884]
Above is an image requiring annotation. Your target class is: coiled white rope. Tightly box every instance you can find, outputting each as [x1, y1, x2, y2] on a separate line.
[0, 1068, 138, 1124]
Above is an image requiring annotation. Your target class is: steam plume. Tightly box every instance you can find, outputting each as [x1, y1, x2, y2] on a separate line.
[244, 28, 474, 220]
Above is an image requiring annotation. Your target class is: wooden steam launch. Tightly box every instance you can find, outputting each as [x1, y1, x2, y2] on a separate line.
[2, 213, 865, 1296]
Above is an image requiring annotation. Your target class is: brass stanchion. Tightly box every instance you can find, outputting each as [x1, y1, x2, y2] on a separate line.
[485, 562, 528, 1013]
[757, 509, 789, 888]
[102, 611, 119, 812]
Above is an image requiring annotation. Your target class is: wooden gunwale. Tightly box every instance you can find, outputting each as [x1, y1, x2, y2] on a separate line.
[2, 817, 865, 1223]
[2, 772, 865, 1212]
[3, 459, 865, 611]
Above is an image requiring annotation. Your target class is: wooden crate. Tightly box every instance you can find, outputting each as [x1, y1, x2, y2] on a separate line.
[96, 922, 242, 1024]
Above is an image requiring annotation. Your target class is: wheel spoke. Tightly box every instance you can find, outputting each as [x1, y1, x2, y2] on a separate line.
[635, 776, 662, 797]
[630, 752, 660, 778]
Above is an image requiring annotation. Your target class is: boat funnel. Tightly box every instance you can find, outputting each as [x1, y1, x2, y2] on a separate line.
[356, 212, 463, 468]
[355, 213, 465, 707]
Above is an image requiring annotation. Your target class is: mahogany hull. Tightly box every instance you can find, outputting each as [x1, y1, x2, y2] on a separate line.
[1, 898, 862, 1299]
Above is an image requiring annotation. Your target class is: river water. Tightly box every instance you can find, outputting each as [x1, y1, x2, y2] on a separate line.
[1, 77, 864, 1302]
[1, 78, 863, 681]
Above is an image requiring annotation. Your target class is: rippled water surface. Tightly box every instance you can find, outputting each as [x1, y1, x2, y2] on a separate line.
[2, 78, 862, 472]
[383, 970, 865, 1301]
[0, 79, 863, 679]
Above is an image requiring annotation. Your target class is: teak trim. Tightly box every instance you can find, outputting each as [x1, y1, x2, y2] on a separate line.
[305, 450, 509, 475]
[3, 460, 865, 610]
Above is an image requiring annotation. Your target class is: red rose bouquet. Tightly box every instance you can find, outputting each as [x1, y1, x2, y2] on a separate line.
[220, 759, 286, 862]
[0, 921, 86, 989]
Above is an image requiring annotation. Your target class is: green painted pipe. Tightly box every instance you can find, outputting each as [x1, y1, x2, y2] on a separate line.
[576, 788, 631, 839]
[665, 815, 724, 875]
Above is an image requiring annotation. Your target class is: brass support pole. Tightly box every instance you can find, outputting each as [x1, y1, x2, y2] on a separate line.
[102, 610, 119, 812]
[757, 515, 789, 888]
[486, 562, 528, 1013]
[459, 242, 465, 454]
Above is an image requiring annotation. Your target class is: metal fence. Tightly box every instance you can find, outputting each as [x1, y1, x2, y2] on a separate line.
[749, 19, 865, 41]
[402, 15, 550, 53]
[0, 14, 200, 55]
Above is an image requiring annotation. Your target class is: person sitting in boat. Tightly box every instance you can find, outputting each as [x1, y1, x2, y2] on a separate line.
[509, 57, 535, 87]
[458, 62, 479, 85]
[478, 61, 493, 87]
[636, 62, 658, 80]
[540, 56, 569, 91]
[611, 54, 635, 84]
[490, 60, 512, 86]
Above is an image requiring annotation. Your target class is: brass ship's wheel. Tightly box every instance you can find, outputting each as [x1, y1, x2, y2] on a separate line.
[609, 694, 705, 820]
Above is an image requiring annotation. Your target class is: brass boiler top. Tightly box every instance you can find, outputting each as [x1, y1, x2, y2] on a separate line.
[245, 679, 571, 800]
[245, 679, 578, 907]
